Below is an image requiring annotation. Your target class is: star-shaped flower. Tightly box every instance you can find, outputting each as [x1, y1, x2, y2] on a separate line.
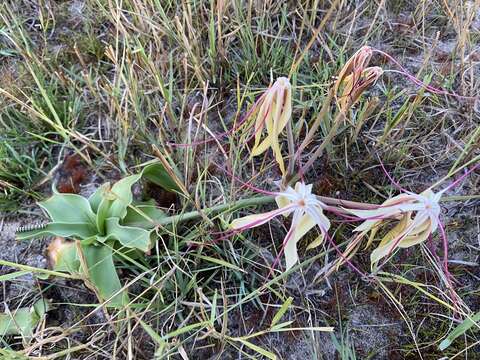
[231, 182, 330, 270]
[346, 189, 443, 266]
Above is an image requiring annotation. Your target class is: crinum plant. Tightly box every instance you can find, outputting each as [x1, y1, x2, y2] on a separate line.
[17, 162, 179, 308]
[16, 160, 279, 308]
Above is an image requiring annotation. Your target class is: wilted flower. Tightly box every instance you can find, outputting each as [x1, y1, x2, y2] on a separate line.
[334, 46, 382, 112]
[346, 189, 443, 266]
[47, 237, 78, 271]
[250, 77, 292, 175]
[231, 182, 330, 271]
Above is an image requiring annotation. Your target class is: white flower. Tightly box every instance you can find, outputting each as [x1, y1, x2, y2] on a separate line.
[231, 182, 330, 270]
[346, 189, 443, 266]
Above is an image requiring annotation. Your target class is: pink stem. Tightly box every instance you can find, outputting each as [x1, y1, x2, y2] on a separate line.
[437, 219, 453, 283]
[378, 156, 409, 193]
[373, 49, 476, 100]
[437, 218, 461, 312]
[441, 162, 480, 193]
[323, 230, 368, 278]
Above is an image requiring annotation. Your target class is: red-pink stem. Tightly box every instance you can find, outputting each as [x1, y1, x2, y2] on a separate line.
[378, 156, 409, 193]
[441, 162, 480, 193]
[437, 218, 461, 313]
[437, 219, 453, 284]
[323, 230, 368, 278]
[374, 49, 476, 100]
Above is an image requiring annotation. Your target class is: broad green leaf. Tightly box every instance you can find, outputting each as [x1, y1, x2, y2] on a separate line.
[108, 174, 142, 219]
[0, 299, 50, 338]
[81, 244, 128, 308]
[96, 197, 111, 235]
[142, 162, 180, 192]
[16, 222, 98, 240]
[439, 311, 480, 351]
[100, 218, 152, 252]
[270, 297, 293, 327]
[88, 182, 110, 213]
[0, 308, 35, 337]
[123, 202, 166, 228]
[32, 299, 51, 318]
[39, 193, 96, 225]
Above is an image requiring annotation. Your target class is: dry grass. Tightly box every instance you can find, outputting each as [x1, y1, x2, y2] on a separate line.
[0, 0, 479, 359]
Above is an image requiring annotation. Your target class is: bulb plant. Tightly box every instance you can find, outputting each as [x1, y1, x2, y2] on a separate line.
[17, 45, 479, 315]
[17, 162, 174, 307]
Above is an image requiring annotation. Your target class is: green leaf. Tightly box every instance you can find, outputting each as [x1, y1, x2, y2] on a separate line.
[439, 311, 480, 351]
[100, 218, 152, 252]
[88, 183, 110, 213]
[16, 222, 98, 240]
[270, 297, 293, 327]
[123, 202, 166, 228]
[108, 174, 142, 219]
[142, 162, 180, 192]
[0, 308, 35, 337]
[0, 299, 50, 338]
[0, 348, 29, 360]
[39, 193, 96, 225]
[96, 197, 111, 235]
[81, 244, 128, 308]
[32, 299, 51, 318]
[94, 175, 142, 234]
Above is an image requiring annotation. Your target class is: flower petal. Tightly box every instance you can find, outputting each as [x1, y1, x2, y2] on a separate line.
[371, 241, 396, 266]
[275, 195, 291, 216]
[306, 233, 325, 250]
[308, 206, 331, 231]
[284, 235, 299, 271]
[230, 205, 293, 230]
[283, 210, 302, 271]
[251, 134, 273, 156]
[293, 212, 317, 243]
